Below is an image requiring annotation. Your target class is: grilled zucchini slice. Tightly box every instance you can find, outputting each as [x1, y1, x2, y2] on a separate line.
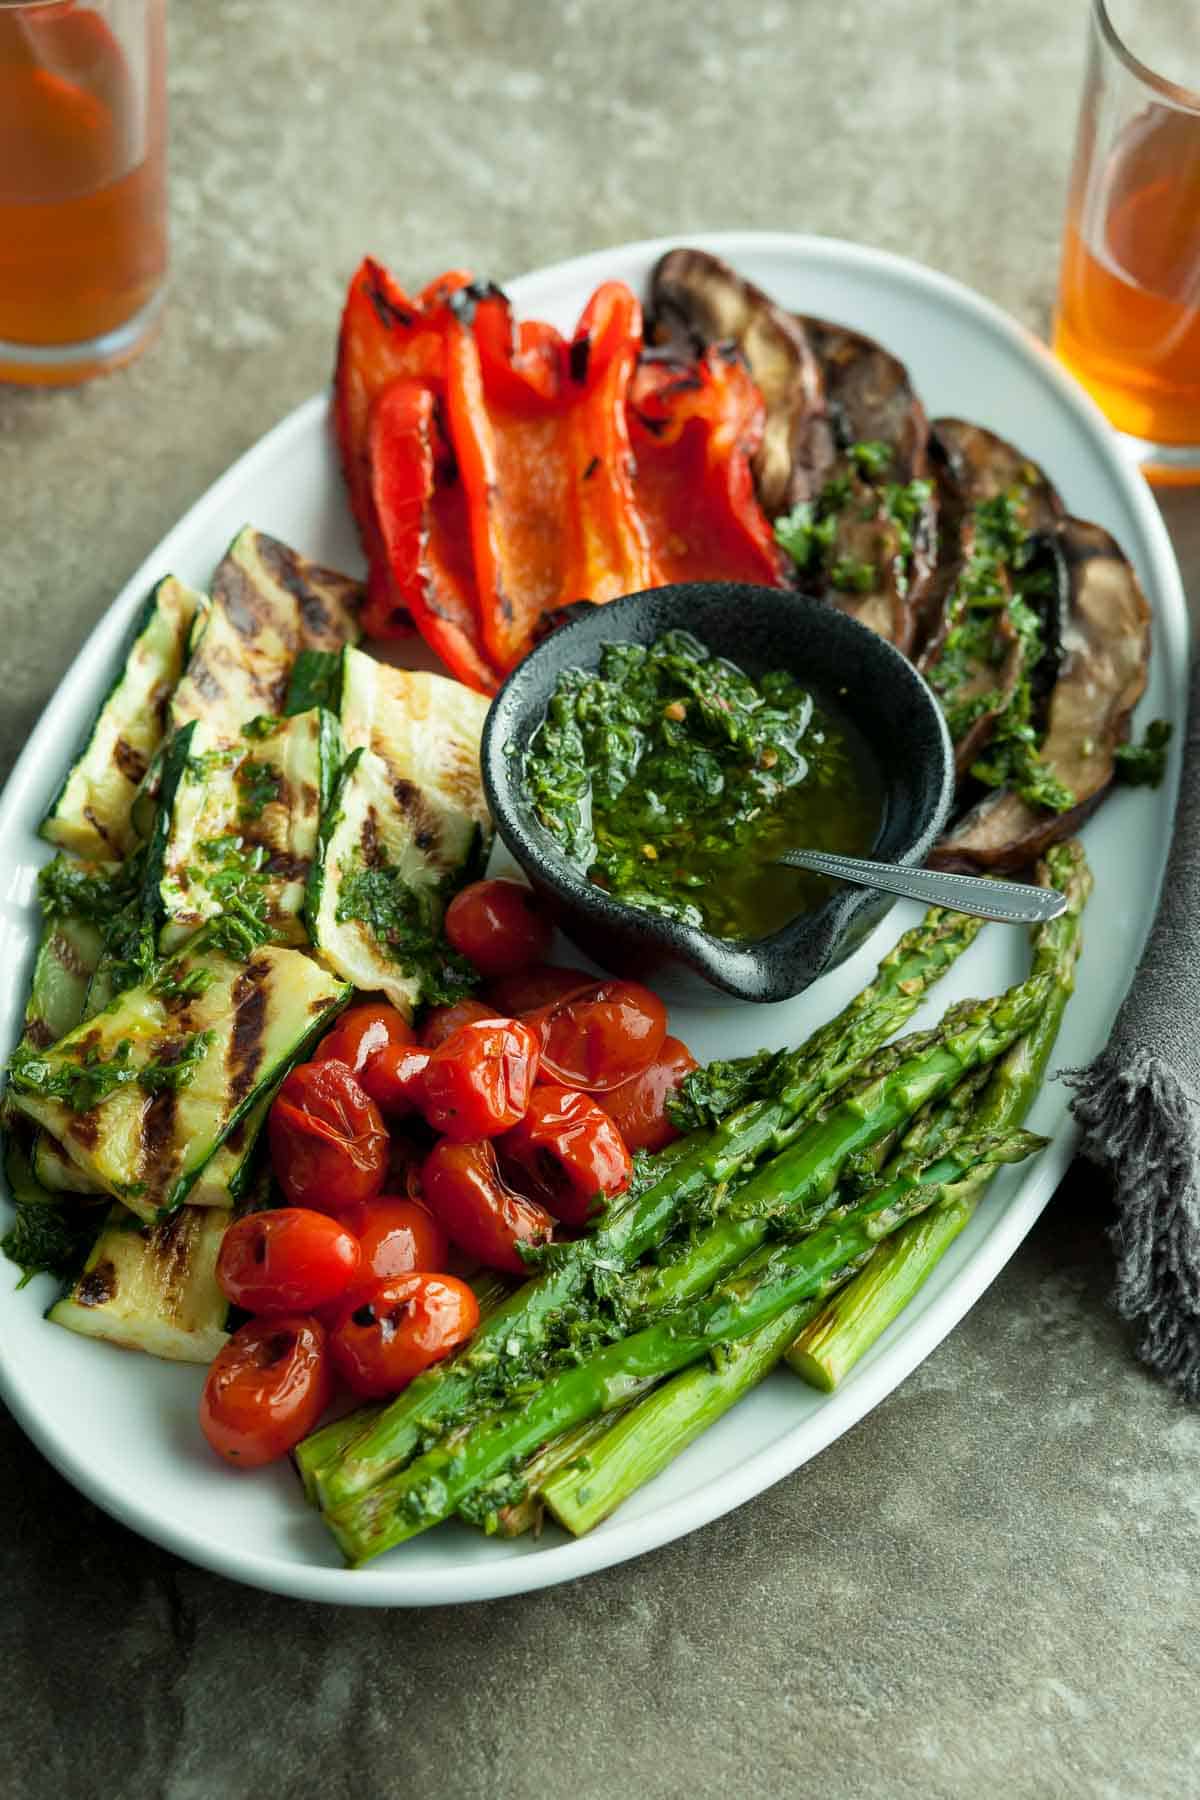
[156, 709, 340, 951]
[8, 857, 109, 1198]
[308, 746, 486, 1018]
[337, 646, 492, 832]
[307, 653, 491, 1016]
[48, 1204, 230, 1362]
[170, 527, 363, 739]
[8, 945, 349, 1221]
[40, 576, 203, 862]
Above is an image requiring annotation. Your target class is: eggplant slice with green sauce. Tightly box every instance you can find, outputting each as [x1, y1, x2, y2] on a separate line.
[781, 317, 937, 655]
[931, 517, 1152, 873]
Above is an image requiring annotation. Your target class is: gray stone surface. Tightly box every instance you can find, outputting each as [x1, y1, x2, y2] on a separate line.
[2, 2, 1199, 1795]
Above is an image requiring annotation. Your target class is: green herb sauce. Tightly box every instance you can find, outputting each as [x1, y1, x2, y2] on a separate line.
[773, 439, 934, 602]
[524, 631, 881, 940]
[928, 493, 1075, 813]
[334, 856, 479, 1006]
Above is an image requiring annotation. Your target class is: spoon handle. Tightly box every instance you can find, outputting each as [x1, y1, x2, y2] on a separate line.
[776, 850, 1068, 925]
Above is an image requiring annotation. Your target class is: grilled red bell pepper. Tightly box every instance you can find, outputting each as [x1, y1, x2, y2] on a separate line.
[445, 281, 654, 671]
[627, 347, 788, 588]
[561, 282, 654, 607]
[368, 380, 498, 694]
[334, 259, 473, 635]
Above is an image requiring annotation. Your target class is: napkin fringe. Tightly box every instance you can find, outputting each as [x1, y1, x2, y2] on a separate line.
[1065, 1048, 1200, 1402]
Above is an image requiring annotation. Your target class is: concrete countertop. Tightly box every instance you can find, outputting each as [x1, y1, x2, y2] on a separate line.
[2, 3, 1198, 1795]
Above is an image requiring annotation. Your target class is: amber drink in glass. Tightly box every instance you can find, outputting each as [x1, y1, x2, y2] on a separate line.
[1053, 0, 1200, 484]
[0, 0, 166, 385]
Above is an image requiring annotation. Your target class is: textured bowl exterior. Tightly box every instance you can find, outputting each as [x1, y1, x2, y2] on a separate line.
[482, 583, 956, 1004]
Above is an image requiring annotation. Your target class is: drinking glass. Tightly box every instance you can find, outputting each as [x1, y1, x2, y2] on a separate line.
[1052, 0, 1200, 485]
[0, 0, 167, 386]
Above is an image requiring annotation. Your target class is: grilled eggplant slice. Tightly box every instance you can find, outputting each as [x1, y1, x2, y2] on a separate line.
[919, 420, 1065, 663]
[648, 247, 824, 517]
[9, 945, 349, 1220]
[156, 709, 340, 951]
[787, 320, 937, 654]
[932, 419, 1065, 525]
[801, 318, 931, 486]
[931, 517, 1152, 872]
[49, 1203, 230, 1362]
[40, 576, 203, 862]
[169, 527, 363, 738]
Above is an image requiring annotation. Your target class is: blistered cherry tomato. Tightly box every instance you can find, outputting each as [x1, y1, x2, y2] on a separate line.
[216, 1208, 362, 1315]
[328, 1273, 480, 1398]
[500, 1084, 632, 1227]
[357, 1196, 447, 1286]
[484, 964, 593, 1017]
[530, 979, 667, 1092]
[443, 878, 552, 979]
[419, 997, 496, 1049]
[314, 1000, 414, 1076]
[358, 1042, 431, 1115]
[422, 1138, 554, 1275]
[420, 1018, 540, 1139]
[199, 1315, 332, 1467]
[596, 1036, 699, 1155]
[268, 1060, 389, 1212]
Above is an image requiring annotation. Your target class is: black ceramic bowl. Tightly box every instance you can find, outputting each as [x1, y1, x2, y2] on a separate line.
[481, 583, 954, 1005]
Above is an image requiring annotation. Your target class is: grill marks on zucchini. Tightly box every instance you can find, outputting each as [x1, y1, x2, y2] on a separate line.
[308, 746, 483, 1017]
[4, 530, 507, 1360]
[40, 575, 203, 862]
[337, 647, 492, 833]
[156, 710, 339, 952]
[170, 529, 362, 740]
[227, 962, 269, 1109]
[48, 1204, 231, 1362]
[305, 651, 492, 1016]
[8, 946, 349, 1220]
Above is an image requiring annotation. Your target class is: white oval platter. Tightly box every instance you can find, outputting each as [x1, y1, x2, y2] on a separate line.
[0, 232, 1187, 1605]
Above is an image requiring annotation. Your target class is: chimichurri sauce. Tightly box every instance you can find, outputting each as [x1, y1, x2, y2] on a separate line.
[523, 631, 882, 940]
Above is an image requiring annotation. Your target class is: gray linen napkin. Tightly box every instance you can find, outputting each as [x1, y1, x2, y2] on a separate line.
[1066, 653, 1200, 1399]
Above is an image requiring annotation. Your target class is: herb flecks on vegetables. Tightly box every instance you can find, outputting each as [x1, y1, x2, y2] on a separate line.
[38, 851, 158, 997]
[1114, 719, 1172, 788]
[335, 857, 477, 1006]
[774, 443, 928, 601]
[1, 1198, 95, 1290]
[236, 758, 285, 821]
[523, 631, 879, 940]
[928, 493, 1076, 814]
[8, 1028, 214, 1114]
[188, 837, 275, 960]
[666, 1047, 789, 1133]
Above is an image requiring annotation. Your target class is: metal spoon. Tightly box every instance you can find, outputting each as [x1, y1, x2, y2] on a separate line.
[775, 849, 1067, 925]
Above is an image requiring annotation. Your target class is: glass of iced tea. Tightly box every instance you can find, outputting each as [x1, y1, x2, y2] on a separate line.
[1053, 0, 1200, 485]
[0, 0, 166, 386]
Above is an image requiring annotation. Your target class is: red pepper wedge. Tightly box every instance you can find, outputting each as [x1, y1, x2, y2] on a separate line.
[627, 347, 788, 588]
[560, 282, 655, 607]
[334, 259, 473, 637]
[444, 298, 573, 672]
[367, 380, 499, 693]
[445, 281, 653, 671]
